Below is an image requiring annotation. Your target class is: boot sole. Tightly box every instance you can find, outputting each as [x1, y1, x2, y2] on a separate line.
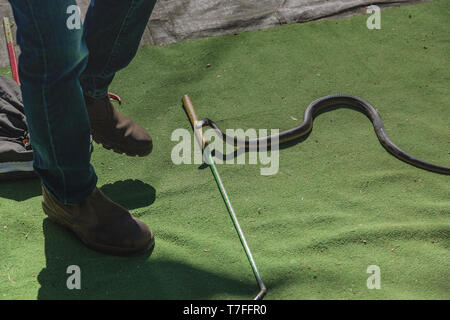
[92, 135, 152, 157]
[42, 202, 155, 256]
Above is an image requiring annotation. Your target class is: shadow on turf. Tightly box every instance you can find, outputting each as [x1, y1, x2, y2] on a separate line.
[100, 179, 156, 210]
[37, 218, 257, 299]
[0, 178, 41, 201]
[0, 178, 154, 206]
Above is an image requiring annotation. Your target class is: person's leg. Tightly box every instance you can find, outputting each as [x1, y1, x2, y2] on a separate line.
[80, 0, 157, 157]
[9, 0, 96, 204]
[81, 0, 158, 99]
[9, 0, 154, 255]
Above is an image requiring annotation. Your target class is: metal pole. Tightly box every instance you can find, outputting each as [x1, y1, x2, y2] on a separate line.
[204, 147, 267, 300]
[182, 95, 267, 300]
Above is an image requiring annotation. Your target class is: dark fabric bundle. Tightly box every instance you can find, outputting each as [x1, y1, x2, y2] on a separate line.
[0, 75, 35, 180]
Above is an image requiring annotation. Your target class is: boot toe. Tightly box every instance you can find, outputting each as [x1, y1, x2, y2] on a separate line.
[92, 216, 155, 255]
[130, 130, 153, 156]
[131, 218, 155, 252]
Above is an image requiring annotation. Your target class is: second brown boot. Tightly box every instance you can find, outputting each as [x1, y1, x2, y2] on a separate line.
[42, 186, 155, 256]
[84, 95, 153, 157]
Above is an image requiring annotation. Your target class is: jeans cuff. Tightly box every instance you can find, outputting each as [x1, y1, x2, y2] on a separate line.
[41, 171, 98, 205]
[80, 75, 109, 99]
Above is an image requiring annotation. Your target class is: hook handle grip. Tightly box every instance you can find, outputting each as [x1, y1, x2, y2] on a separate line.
[182, 95, 206, 150]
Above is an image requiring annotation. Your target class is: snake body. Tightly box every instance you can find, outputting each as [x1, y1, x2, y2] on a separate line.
[198, 94, 450, 175]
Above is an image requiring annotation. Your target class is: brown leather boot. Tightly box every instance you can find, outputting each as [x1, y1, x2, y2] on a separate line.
[42, 186, 155, 256]
[84, 95, 153, 157]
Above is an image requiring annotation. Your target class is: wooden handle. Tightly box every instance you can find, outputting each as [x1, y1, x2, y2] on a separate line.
[182, 95, 206, 150]
[3, 17, 13, 43]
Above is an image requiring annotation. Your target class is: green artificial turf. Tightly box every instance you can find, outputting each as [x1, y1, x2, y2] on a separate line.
[0, 0, 449, 300]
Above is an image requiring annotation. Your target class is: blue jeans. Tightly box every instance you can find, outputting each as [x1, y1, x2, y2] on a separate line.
[8, 0, 157, 204]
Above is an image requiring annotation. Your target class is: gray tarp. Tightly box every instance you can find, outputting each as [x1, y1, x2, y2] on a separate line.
[143, 0, 430, 45]
[0, 0, 430, 67]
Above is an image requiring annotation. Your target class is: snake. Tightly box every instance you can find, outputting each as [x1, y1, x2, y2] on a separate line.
[187, 94, 450, 175]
